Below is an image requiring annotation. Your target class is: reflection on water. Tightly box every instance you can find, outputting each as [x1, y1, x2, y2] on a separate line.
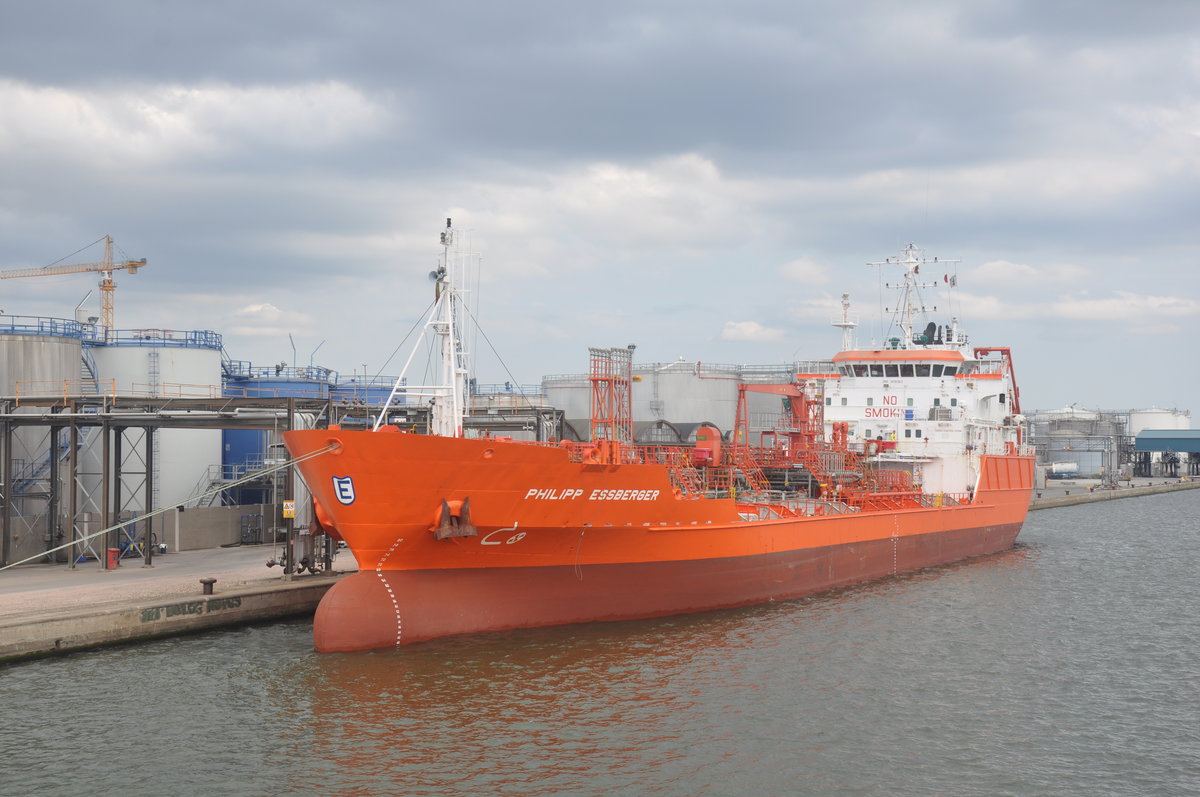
[3, 492, 1198, 796]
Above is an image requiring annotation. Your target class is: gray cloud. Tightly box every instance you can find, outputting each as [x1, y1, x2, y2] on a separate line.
[0, 1, 1196, 412]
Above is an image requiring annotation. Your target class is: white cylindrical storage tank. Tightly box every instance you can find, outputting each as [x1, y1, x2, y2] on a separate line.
[543, 360, 802, 442]
[0, 317, 85, 564]
[1129, 408, 1191, 436]
[640, 362, 801, 438]
[541, 374, 592, 439]
[0, 323, 83, 393]
[636, 362, 743, 431]
[90, 330, 223, 511]
[1040, 406, 1100, 435]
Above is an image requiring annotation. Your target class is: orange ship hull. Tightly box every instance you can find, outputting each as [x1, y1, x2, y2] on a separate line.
[284, 428, 1034, 652]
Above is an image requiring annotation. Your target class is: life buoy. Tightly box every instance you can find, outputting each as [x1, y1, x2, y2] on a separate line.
[866, 440, 881, 456]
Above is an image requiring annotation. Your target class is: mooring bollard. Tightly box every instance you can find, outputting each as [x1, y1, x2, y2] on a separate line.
[200, 577, 217, 595]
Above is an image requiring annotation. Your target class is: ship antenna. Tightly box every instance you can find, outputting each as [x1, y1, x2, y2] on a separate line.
[832, 292, 858, 351]
[868, 243, 957, 349]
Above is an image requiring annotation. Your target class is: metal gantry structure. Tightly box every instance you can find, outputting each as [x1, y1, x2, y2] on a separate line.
[589, 346, 634, 457]
[0, 395, 324, 570]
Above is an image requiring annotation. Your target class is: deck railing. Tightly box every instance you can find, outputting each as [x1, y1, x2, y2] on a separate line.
[14, 379, 117, 406]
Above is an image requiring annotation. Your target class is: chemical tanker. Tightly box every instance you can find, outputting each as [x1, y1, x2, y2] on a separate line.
[283, 223, 1034, 652]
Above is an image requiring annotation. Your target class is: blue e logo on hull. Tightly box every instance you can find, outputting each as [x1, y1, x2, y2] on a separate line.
[332, 476, 356, 505]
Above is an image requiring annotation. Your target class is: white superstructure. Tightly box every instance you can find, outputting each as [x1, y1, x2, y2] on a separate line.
[819, 244, 1026, 495]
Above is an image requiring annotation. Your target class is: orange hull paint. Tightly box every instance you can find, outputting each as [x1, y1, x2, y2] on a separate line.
[284, 429, 1034, 651]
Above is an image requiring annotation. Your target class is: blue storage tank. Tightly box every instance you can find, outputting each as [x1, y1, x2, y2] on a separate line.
[221, 428, 271, 505]
[223, 363, 335, 399]
[331, 376, 404, 407]
[222, 428, 266, 475]
[220, 363, 335, 506]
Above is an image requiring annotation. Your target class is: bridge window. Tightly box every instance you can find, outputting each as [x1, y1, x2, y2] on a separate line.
[943, 365, 959, 376]
[885, 364, 899, 377]
[853, 364, 868, 377]
[932, 364, 944, 377]
[869, 364, 884, 377]
[915, 364, 931, 377]
[900, 364, 914, 377]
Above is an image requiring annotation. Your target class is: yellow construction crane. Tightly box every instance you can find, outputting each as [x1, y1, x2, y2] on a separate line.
[0, 234, 147, 335]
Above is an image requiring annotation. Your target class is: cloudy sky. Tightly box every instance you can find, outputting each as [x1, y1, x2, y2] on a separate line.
[1, 1, 1197, 416]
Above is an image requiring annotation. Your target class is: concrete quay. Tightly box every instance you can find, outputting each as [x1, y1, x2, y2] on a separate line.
[1029, 478, 1200, 510]
[0, 544, 357, 663]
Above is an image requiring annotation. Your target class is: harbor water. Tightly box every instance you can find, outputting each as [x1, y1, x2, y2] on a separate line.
[2, 491, 1197, 796]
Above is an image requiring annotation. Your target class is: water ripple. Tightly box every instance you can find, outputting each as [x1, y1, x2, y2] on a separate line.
[2, 491, 1198, 796]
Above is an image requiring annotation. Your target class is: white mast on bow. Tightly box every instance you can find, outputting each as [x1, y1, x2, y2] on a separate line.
[376, 217, 475, 436]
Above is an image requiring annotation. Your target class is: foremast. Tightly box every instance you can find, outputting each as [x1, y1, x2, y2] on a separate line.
[376, 218, 474, 436]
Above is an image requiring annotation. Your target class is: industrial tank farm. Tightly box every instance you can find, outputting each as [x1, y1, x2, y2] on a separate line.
[1028, 405, 1194, 481]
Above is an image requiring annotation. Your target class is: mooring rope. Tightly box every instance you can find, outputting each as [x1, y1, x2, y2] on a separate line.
[0, 442, 339, 572]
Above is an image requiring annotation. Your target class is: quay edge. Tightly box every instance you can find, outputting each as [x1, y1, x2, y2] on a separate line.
[1029, 479, 1200, 510]
[0, 577, 340, 664]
